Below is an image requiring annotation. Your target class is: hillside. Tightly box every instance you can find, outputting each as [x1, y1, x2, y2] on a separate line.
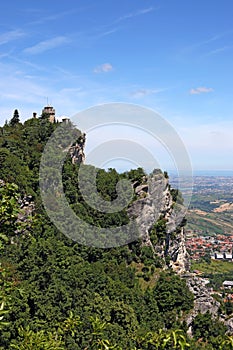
[1, 115, 233, 349]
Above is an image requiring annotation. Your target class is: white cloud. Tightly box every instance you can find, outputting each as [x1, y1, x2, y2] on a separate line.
[0, 30, 25, 45]
[189, 87, 214, 95]
[23, 36, 70, 55]
[94, 63, 113, 73]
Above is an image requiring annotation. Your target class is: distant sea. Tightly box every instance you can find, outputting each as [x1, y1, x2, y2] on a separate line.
[168, 170, 233, 177]
[193, 170, 233, 176]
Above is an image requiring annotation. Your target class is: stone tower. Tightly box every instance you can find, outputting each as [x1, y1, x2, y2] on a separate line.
[41, 105, 56, 123]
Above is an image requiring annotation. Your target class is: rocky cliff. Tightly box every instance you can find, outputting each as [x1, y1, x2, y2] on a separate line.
[69, 132, 86, 164]
[184, 275, 221, 335]
[128, 170, 189, 273]
[184, 275, 233, 334]
[127, 170, 233, 334]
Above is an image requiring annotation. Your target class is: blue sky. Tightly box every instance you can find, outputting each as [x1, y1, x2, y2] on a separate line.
[0, 0, 233, 171]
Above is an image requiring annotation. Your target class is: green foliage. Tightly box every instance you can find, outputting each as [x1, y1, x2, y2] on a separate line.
[191, 260, 233, 296]
[138, 329, 190, 349]
[0, 182, 22, 335]
[192, 311, 227, 345]
[140, 246, 155, 266]
[124, 167, 146, 183]
[0, 117, 58, 192]
[0, 182, 21, 250]
[0, 115, 232, 349]
[171, 189, 184, 205]
[149, 217, 167, 245]
[225, 300, 233, 316]
[9, 326, 64, 350]
[9, 110, 20, 128]
[191, 260, 233, 276]
[153, 271, 194, 328]
[0, 266, 12, 330]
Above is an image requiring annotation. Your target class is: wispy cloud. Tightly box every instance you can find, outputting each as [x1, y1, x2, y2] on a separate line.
[131, 88, 164, 98]
[28, 9, 79, 26]
[115, 7, 155, 23]
[181, 31, 233, 57]
[182, 34, 224, 54]
[189, 87, 214, 95]
[72, 7, 155, 43]
[0, 30, 25, 45]
[205, 45, 232, 56]
[23, 36, 71, 55]
[93, 63, 113, 73]
[184, 34, 221, 53]
[8, 56, 47, 72]
[0, 65, 50, 105]
[97, 28, 119, 38]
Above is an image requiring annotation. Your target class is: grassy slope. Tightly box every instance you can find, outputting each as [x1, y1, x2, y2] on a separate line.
[187, 210, 233, 235]
[191, 260, 233, 274]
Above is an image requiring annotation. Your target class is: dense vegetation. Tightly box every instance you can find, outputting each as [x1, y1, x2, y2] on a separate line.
[0, 112, 233, 349]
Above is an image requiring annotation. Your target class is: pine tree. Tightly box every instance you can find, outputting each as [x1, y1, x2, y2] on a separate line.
[9, 109, 20, 127]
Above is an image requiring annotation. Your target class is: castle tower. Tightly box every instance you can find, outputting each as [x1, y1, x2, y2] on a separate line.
[41, 105, 56, 123]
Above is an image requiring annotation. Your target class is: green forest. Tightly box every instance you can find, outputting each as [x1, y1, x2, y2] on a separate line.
[0, 111, 233, 349]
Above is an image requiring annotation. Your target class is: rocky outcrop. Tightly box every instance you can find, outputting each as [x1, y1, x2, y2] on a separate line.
[128, 170, 189, 273]
[224, 317, 233, 334]
[134, 184, 148, 196]
[69, 133, 86, 164]
[18, 195, 35, 223]
[182, 275, 233, 335]
[128, 171, 169, 248]
[184, 275, 220, 335]
[168, 227, 190, 273]
[129, 171, 233, 333]
[0, 180, 35, 225]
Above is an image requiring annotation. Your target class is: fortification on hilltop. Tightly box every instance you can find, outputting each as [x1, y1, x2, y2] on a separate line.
[41, 105, 56, 123]
[32, 104, 70, 124]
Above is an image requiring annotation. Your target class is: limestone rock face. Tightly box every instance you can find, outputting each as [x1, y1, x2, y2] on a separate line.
[134, 184, 148, 196]
[69, 133, 86, 164]
[168, 227, 190, 274]
[128, 171, 233, 332]
[225, 317, 233, 334]
[128, 171, 189, 273]
[128, 172, 169, 248]
[183, 276, 233, 334]
[184, 276, 220, 335]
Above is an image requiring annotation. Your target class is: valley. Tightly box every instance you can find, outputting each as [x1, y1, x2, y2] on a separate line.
[171, 175, 233, 236]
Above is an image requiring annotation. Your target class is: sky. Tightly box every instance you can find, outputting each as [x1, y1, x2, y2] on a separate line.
[0, 0, 233, 172]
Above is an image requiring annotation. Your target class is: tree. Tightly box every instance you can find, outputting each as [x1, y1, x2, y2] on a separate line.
[9, 110, 20, 127]
[0, 182, 22, 335]
[9, 326, 65, 350]
[225, 299, 233, 316]
[139, 328, 191, 349]
[0, 182, 21, 250]
[0, 267, 12, 331]
[192, 311, 227, 343]
[153, 271, 194, 318]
